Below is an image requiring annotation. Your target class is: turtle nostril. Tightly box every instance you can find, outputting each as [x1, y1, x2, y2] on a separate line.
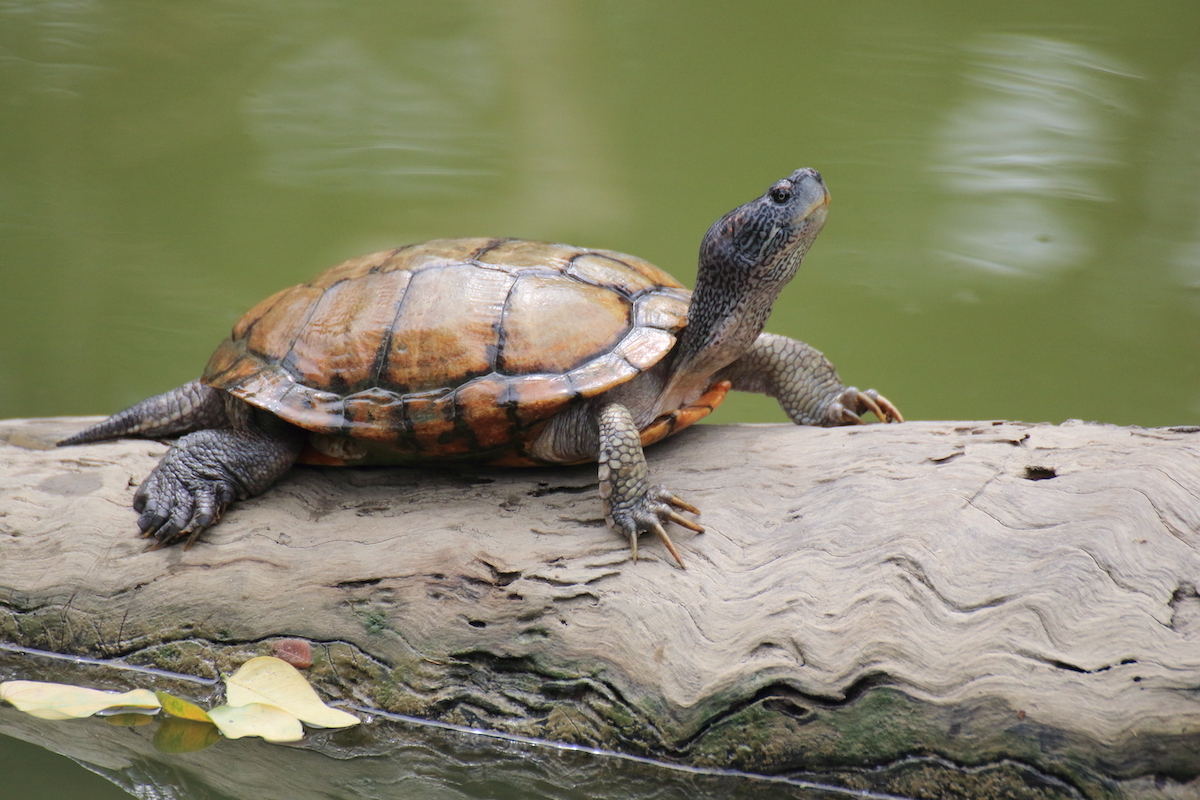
[792, 167, 823, 186]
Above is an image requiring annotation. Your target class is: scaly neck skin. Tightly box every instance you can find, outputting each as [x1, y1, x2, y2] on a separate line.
[655, 167, 829, 416]
[661, 229, 813, 414]
[669, 252, 794, 382]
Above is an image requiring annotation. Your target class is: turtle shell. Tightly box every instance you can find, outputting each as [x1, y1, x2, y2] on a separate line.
[202, 237, 692, 464]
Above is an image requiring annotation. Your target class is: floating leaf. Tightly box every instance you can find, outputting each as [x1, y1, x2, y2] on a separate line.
[154, 717, 222, 753]
[208, 702, 304, 742]
[155, 691, 212, 722]
[0, 681, 160, 720]
[224, 657, 358, 728]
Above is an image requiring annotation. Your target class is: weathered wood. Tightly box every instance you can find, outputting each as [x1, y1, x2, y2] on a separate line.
[2, 415, 1199, 798]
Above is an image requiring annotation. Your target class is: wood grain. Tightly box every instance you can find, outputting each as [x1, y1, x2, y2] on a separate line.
[2, 416, 1198, 798]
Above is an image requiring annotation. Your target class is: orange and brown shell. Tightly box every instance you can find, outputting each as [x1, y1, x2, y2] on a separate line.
[202, 238, 696, 466]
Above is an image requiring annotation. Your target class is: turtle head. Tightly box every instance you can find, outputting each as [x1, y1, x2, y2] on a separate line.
[699, 167, 829, 289]
[672, 169, 830, 381]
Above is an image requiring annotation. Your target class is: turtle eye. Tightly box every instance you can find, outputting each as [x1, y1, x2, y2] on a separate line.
[769, 184, 792, 204]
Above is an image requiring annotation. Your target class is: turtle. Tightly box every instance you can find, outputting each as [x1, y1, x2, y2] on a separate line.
[60, 168, 902, 566]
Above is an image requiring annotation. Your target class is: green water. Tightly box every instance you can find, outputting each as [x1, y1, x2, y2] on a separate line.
[2, 0, 1198, 797]
[0, 731, 133, 800]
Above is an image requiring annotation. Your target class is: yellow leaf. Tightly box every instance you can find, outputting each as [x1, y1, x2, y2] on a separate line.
[0, 681, 160, 721]
[155, 691, 212, 722]
[208, 703, 304, 742]
[223, 657, 358, 729]
[153, 717, 222, 753]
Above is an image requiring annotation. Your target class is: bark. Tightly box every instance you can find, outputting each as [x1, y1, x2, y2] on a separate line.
[2, 415, 1199, 799]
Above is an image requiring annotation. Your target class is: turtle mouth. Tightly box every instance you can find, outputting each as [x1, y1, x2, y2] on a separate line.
[788, 168, 831, 223]
[796, 195, 829, 228]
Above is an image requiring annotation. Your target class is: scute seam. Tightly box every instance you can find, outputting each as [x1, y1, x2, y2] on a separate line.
[468, 237, 514, 264]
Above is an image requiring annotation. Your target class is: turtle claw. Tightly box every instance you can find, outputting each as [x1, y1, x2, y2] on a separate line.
[651, 523, 685, 570]
[666, 509, 705, 534]
[609, 485, 703, 569]
[859, 389, 903, 423]
[879, 394, 904, 423]
[854, 388, 907, 424]
[829, 387, 904, 425]
[627, 522, 686, 569]
[145, 522, 213, 552]
[664, 493, 701, 516]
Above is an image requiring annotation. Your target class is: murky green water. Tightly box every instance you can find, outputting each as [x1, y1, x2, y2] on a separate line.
[2, 0, 1198, 797]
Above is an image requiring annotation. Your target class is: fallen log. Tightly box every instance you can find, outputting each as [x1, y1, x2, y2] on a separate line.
[2, 415, 1199, 799]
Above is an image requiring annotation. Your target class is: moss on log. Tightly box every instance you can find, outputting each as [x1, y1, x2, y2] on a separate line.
[2, 415, 1199, 798]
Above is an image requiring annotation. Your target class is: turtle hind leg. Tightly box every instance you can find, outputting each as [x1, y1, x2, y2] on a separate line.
[596, 402, 704, 569]
[136, 414, 303, 548]
[58, 380, 229, 447]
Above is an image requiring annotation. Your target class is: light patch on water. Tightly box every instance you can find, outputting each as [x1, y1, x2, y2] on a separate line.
[238, 5, 631, 233]
[0, 1, 114, 96]
[932, 34, 1138, 279]
[1158, 72, 1200, 308]
[936, 195, 1089, 278]
[243, 36, 500, 196]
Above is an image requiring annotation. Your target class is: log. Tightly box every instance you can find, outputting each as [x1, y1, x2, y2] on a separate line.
[2, 415, 1199, 799]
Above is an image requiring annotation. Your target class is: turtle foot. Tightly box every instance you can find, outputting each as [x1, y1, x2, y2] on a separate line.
[131, 425, 301, 549]
[608, 486, 704, 569]
[134, 433, 241, 549]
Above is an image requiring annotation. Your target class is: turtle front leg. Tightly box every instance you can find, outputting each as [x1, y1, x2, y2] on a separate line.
[596, 402, 703, 568]
[716, 332, 903, 426]
[135, 416, 303, 548]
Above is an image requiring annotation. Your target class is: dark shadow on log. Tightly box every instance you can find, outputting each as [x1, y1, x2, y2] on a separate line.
[2, 416, 1199, 799]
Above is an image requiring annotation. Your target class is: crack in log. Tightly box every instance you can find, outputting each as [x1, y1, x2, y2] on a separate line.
[530, 482, 595, 497]
[1075, 545, 1147, 597]
[963, 489, 1063, 531]
[1018, 649, 1140, 675]
[885, 555, 1012, 614]
[354, 505, 394, 517]
[336, 577, 384, 589]
[478, 559, 522, 586]
[550, 591, 599, 605]
[1132, 425, 1200, 437]
[928, 449, 964, 464]
[551, 516, 607, 528]
[526, 573, 615, 588]
[1131, 472, 1199, 545]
